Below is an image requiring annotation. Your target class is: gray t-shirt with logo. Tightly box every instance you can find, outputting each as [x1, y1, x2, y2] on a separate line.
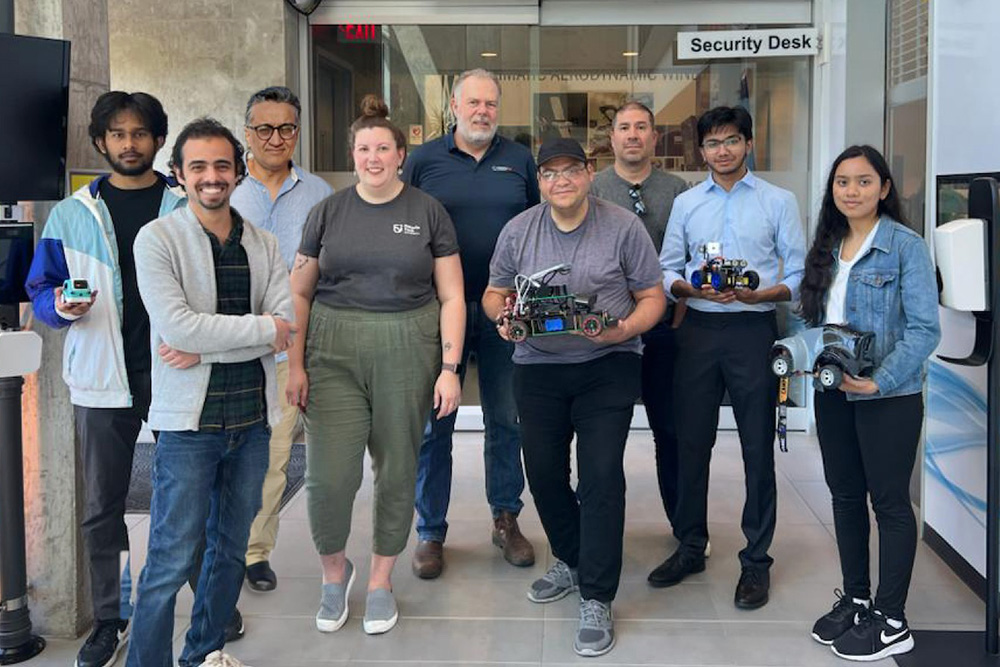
[299, 184, 459, 312]
[591, 167, 688, 253]
[489, 196, 662, 364]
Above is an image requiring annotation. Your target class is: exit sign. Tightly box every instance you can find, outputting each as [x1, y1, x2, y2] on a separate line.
[338, 24, 380, 44]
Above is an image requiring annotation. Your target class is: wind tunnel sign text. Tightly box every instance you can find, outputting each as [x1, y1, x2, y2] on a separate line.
[678, 28, 819, 60]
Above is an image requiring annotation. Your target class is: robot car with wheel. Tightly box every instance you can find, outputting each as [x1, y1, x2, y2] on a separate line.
[770, 324, 876, 391]
[690, 242, 760, 291]
[504, 263, 617, 343]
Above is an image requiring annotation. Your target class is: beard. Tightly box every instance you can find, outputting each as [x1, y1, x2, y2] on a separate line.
[103, 151, 155, 177]
[456, 115, 496, 146]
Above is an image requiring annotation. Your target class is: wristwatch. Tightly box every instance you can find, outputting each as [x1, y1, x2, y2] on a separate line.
[441, 362, 463, 374]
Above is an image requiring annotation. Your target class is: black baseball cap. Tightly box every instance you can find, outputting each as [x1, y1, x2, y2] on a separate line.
[536, 138, 587, 169]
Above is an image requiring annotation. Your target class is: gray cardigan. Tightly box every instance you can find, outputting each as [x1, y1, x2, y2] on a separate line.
[134, 205, 294, 431]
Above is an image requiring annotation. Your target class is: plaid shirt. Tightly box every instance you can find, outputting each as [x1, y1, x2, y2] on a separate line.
[198, 212, 266, 431]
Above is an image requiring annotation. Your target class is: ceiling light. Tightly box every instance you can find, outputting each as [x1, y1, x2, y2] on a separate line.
[481, 51, 498, 57]
[623, 51, 639, 57]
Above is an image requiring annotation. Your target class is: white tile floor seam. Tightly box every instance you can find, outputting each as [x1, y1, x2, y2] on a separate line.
[30, 430, 985, 666]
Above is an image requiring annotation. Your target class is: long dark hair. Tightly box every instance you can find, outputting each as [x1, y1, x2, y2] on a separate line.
[799, 145, 907, 325]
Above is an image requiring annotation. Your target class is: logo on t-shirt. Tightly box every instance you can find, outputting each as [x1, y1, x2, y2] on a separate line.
[393, 223, 421, 236]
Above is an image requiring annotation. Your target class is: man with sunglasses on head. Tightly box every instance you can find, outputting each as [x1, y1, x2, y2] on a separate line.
[653, 106, 805, 610]
[231, 86, 333, 594]
[591, 101, 688, 539]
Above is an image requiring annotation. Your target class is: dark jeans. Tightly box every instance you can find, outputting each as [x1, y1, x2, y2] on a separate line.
[415, 301, 524, 542]
[126, 424, 269, 667]
[641, 317, 680, 523]
[514, 352, 641, 603]
[672, 309, 778, 570]
[815, 390, 922, 619]
[74, 371, 150, 622]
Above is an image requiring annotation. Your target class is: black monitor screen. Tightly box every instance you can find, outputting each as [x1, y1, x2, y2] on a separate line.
[0, 223, 34, 305]
[0, 34, 70, 202]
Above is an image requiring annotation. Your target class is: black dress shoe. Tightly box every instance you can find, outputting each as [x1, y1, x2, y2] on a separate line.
[647, 550, 706, 588]
[225, 607, 245, 642]
[246, 560, 277, 592]
[734, 568, 770, 609]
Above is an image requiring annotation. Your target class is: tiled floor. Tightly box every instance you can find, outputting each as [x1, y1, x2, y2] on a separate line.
[32, 430, 984, 666]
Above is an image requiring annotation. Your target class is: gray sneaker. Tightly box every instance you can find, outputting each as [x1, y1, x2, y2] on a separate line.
[316, 560, 355, 632]
[574, 598, 615, 657]
[362, 588, 399, 635]
[527, 559, 579, 603]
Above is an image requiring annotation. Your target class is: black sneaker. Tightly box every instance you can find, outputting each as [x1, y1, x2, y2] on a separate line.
[647, 549, 706, 588]
[75, 618, 128, 667]
[224, 608, 245, 643]
[811, 589, 869, 645]
[832, 609, 914, 661]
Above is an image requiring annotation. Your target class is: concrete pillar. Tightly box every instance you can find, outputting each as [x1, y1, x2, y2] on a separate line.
[15, 0, 109, 638]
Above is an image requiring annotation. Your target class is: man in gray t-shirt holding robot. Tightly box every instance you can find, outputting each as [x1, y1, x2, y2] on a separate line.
[484, 138, 665, 658]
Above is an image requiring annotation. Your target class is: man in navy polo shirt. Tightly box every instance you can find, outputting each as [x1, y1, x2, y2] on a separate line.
[403, 68, 540, 579]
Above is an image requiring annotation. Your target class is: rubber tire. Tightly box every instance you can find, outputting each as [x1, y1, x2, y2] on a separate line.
[771, 353, 792, 378]
[509, 320, 529, 343]
[711, 271, 723, 291]
[580, 314, 603, 337]
[745, 270, 760, 291]
[691, 270, 704, 289]
[817, 365, 843, 389]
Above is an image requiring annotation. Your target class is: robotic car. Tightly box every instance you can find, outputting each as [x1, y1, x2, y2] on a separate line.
[62, 279, 92, 304]
[690, 242, 760, 291]
[770, 324, 876, 391]
[505, 263, 616, 343]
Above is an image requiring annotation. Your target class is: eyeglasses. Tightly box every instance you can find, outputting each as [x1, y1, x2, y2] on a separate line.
[539, 164, 588, 182]
[629, 184, 647, 217]
[702, 136, 743, 151]
[246, 123, 299, 141]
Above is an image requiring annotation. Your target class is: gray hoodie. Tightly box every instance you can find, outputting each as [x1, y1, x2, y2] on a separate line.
[134, 205, 293, 431]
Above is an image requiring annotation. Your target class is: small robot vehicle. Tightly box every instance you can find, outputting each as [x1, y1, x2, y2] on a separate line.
[690, 242, 760, 291]
[770, 324, 876, 391]
[61, 278, 93, 304]
[505, 263, 616, 343]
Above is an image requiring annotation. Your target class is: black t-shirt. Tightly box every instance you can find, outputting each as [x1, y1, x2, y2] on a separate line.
[99, 178, 165, 375]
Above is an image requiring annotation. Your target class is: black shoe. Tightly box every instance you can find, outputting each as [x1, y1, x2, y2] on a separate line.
[811, 589, 869, 645]
[75, 618, 128, 667]
[832, 609, 914, 661]
[224, 608, 245, 643]
[647, 550, 706, 588]
[734, 568, 770, 609]
[246, 560, 277, 592]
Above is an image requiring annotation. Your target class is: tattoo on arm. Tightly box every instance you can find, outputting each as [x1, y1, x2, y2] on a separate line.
[443, 341, 453, 352]
[293, 256, 308, 272]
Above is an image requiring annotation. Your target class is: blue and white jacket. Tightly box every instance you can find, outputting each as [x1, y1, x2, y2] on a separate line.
[25, 173, 186, 408]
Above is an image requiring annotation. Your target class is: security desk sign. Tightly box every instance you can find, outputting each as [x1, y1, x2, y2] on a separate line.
[678, 28, 819, 60]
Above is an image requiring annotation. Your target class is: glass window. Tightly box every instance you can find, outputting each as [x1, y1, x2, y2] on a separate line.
[311, 24, 812, 211]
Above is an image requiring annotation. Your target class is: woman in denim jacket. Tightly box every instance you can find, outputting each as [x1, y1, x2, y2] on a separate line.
[799, 145, 940, 662]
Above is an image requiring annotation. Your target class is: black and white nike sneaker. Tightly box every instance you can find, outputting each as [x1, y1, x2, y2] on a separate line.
[811, 589, 870, 645]
[831, 609, 914, 661]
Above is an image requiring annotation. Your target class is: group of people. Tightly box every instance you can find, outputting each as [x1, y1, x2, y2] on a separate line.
[24, 66, 940, 667]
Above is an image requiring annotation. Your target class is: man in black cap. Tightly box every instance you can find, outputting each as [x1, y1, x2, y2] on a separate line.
[483, 138, 665, 658]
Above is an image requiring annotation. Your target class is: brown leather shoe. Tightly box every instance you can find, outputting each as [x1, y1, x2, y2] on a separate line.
[492, 511, 535, 567]
[412, 540, 444, 579]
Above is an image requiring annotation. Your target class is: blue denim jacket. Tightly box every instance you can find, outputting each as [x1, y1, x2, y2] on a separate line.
[832, 218, 941, 401]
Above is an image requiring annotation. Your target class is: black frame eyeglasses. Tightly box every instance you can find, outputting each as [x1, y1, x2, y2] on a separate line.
[628, 184, 647, 217]
[246, 123, 299, 141]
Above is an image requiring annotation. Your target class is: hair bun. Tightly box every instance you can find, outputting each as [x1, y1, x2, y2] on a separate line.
[360, 94, 389, 119]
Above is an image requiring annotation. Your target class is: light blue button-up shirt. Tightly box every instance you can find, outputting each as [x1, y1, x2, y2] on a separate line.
[231, 161, 334, 270]
[231, 161, 333, 361]
[659, 170, 806, 313]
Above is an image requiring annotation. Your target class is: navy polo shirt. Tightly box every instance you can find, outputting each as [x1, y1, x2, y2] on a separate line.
[402, 129, 540, 301]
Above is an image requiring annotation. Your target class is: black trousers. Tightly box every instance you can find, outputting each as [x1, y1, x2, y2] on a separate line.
[641, 317, 680, 523]
[814, 390, 922, 619]
[672, 309, 778, 570]
[514, 352, 641, 603]
[74, 371, 150, 621]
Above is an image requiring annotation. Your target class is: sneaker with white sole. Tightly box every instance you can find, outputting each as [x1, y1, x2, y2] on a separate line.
[74, 618, 128, 667]
[362, 588, 399, 635]
[831, 609, 914, 661]
[316, 559, 355, 632]
[527, 560, 579, 603]
[198, 650, 250, 667]
[811, 589, 869, 645]
[574, 598, 615, 657]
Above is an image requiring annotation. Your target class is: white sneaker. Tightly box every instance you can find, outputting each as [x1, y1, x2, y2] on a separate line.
[199, 651, 250, 667]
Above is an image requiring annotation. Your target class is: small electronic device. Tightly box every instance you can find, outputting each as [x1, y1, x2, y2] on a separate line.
[504, 263, 617, 343]
[62, 278, 92, 304]
[691, 242, 760, 291]
[770, 324, 876, 391]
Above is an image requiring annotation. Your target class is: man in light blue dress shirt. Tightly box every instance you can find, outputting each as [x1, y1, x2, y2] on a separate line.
[650, 107, 805, 611]
[231, 86, 333, 594]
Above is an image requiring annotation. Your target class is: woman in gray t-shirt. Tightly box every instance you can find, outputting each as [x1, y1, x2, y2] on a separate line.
[285, 95, 465, 636]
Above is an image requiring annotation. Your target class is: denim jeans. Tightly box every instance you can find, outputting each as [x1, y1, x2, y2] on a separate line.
[414, 301, 524, 542]
[125, 423, 269, 667]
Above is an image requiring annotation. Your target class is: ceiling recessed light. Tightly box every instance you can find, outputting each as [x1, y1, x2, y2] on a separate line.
[481, 51, 498, 57]
[623, 51, 639, 57]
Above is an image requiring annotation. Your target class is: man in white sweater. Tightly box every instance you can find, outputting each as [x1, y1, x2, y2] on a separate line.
[127, 117, 295, 667]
